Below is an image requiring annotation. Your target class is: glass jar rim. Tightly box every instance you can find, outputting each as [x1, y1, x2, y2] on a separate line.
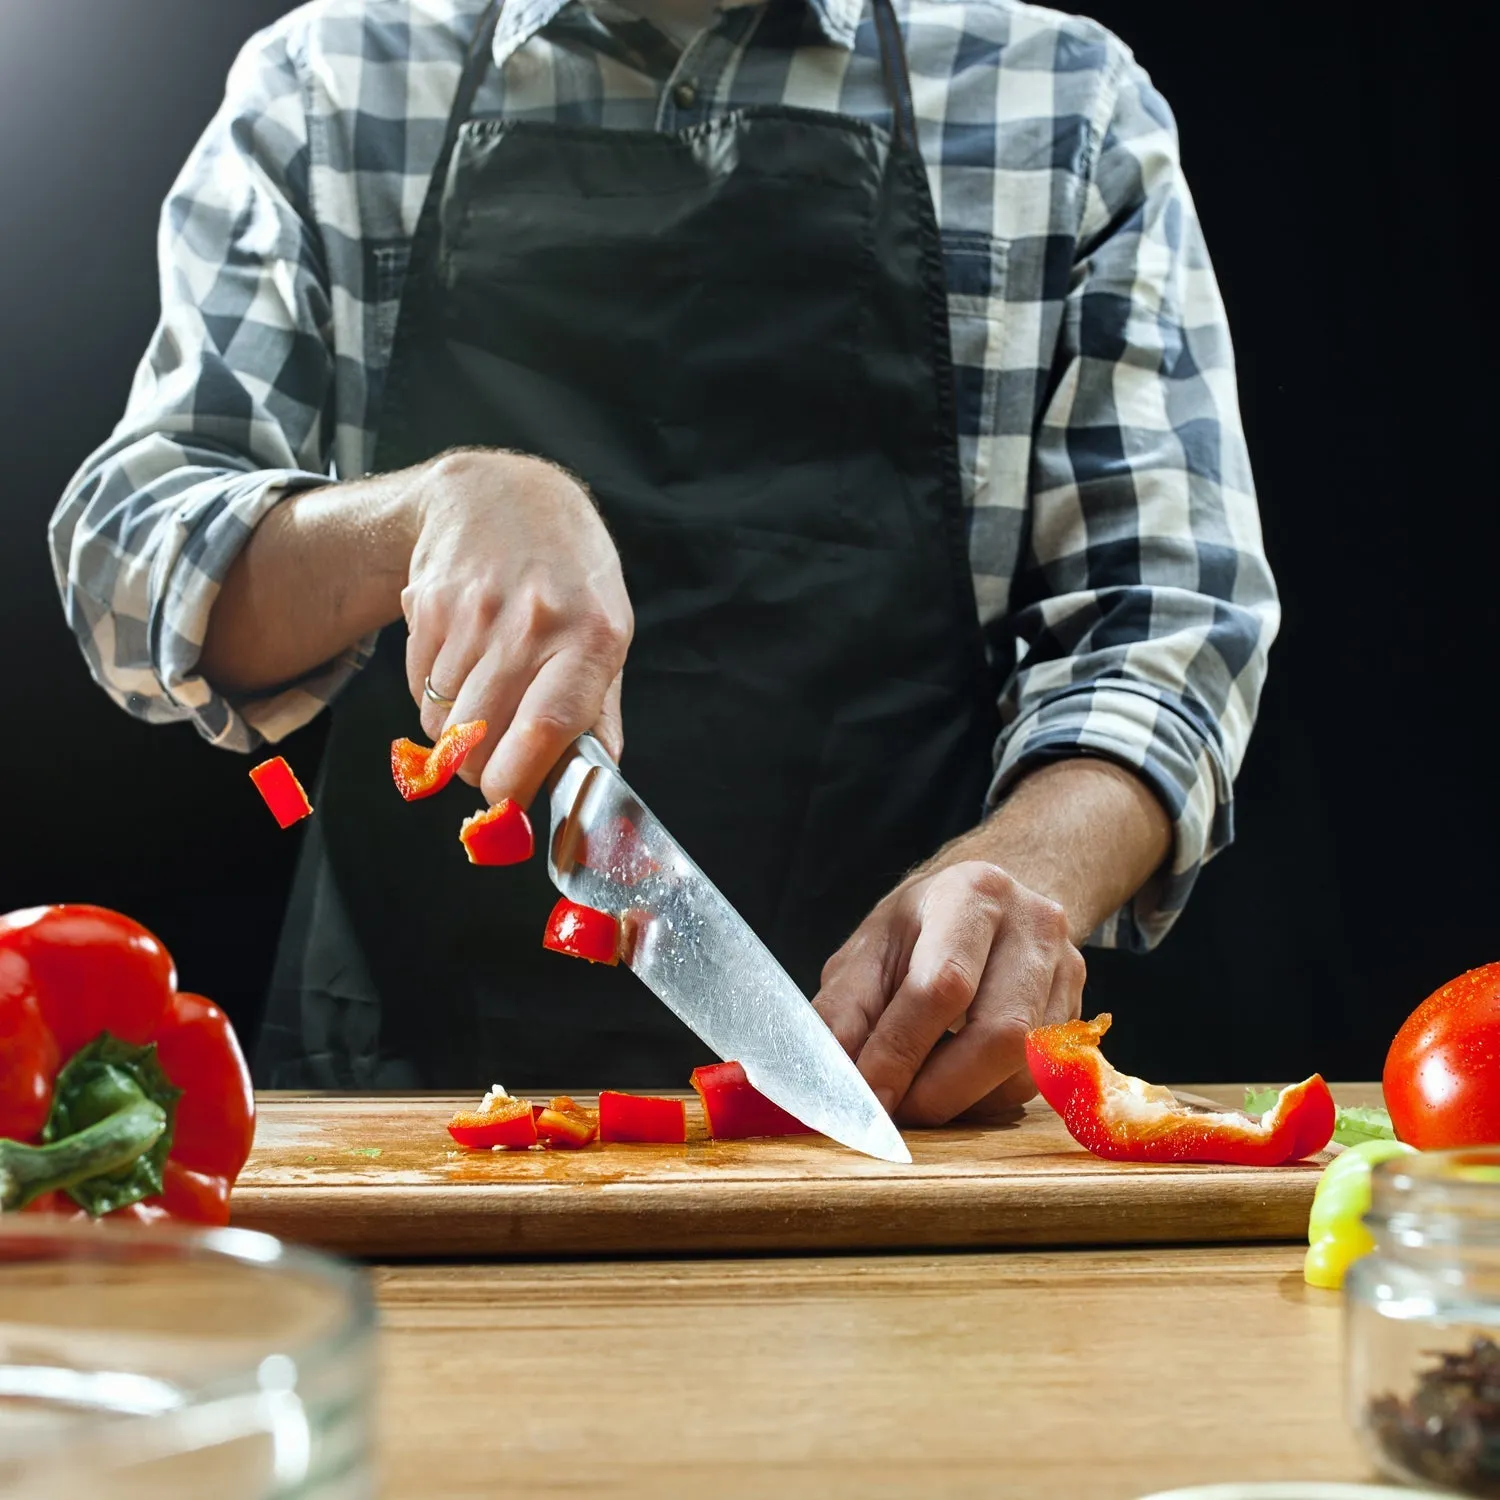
[0, 1215, 374, 1464]
[1366, 1146, 1500, 1246]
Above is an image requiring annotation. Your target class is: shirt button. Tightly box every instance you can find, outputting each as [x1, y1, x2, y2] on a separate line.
[673, 81, 698, 109]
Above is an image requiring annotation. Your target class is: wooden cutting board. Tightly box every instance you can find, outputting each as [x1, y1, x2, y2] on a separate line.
[230, 1084, 1377, 1257]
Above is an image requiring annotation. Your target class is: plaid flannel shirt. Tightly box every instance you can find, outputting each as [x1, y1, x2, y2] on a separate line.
[48, 0, 1278, 950]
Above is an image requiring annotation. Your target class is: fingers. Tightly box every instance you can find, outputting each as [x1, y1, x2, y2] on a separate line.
[591, 671, 625, 763]
[812, 902, 911, 1063]
[417, 618, 492, 743]
[851, 868, 1009, 1117]
[900, 918, 1085, 1127]
[476, 645, 620, 809]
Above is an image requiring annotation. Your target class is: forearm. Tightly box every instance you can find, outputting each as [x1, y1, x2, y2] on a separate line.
[198, 466, 424, 694]
[921, 758, 1173, 945]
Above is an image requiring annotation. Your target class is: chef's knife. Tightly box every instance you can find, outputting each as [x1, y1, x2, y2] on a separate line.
[544, 734, 911, 1165]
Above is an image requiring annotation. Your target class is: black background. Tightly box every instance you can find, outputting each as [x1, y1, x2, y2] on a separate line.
[1, 2, 1493, 1084]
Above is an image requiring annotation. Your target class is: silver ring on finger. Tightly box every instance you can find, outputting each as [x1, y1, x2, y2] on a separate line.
[423, 675, 457, 709]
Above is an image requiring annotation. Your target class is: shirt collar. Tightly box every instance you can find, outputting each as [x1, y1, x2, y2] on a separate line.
[492, 0, 859, 65]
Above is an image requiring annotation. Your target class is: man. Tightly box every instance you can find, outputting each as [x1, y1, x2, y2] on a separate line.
[50, 0, 1276, 1123]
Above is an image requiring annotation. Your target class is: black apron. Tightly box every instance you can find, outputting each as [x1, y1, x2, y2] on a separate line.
[256, 0, 1000, 1090]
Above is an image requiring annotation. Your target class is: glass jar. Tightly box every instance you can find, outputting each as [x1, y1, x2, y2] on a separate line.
[0, 1216, 376, 1499]
[1346, 1148, 1500, 1497]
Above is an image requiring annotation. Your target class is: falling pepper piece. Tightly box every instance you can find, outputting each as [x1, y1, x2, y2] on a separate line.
[542, 899, 620, 965]
[691, 1062, 815, 1140]
[536, 1096, 598, 1149]
[459, 800, 535, 866]
[249, 757, 313, 829]
[598, 1091, 687, 1144]
[1025, 1013, 1336, 1166]
[391, 719, 488, 802]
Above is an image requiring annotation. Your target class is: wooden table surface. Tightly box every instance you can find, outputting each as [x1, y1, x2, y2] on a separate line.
[372, 1243, 1376, 1499]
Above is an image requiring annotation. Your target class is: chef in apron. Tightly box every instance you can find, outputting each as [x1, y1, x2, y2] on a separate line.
[57, 0, 1236, 1120]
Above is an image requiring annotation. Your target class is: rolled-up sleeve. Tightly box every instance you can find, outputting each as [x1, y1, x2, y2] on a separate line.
[48, 22, 360, 752]
[990, 47, 1280, 952]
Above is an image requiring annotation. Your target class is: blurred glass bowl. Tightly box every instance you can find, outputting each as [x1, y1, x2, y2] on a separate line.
[0, 1215, 374, 1499]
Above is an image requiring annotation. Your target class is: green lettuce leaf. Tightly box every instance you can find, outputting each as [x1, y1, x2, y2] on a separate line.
[1331, 1105, 1395, 1147]
[1244, 1086, 1394, 1147]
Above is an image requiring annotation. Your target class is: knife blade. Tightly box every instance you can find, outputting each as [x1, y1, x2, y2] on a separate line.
[544, 735, 911, 1165]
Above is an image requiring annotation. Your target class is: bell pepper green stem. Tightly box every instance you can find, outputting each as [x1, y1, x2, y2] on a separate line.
[0, 1099, 167, 1212]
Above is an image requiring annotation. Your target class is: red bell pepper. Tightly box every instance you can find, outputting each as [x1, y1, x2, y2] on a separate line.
[391, 718, 487, 801]
[542, 899, 620, 965]
[536, 1096, 599, 1149]
[0, 905, 256, 1224]
[598, 1091, 687, 1144]
[459, 799, 535, 866]
[690, 1061, 814, 1140]
[446, 1094, 538, 1150]
[249, 756, 313, 828]
[1024, 1013, 1336, 1165]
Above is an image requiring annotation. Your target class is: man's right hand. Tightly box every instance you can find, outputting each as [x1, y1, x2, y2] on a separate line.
[402, 449, 633, 810]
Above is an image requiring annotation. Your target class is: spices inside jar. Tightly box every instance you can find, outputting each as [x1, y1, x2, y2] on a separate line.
[1346, 1148, 1500, 1496]
[1366, 1335, 1500, 1496]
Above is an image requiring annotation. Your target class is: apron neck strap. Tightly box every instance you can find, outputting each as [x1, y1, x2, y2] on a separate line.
[869, 0, 918, 153]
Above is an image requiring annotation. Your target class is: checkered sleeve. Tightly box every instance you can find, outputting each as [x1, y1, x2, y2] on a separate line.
[47, 19, 352, 753]
[988, 44, 1280, 952]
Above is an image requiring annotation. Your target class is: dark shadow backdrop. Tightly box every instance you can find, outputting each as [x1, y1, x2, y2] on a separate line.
[1, 0, 1494, 1082]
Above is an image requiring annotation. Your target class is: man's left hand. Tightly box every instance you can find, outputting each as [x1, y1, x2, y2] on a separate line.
[812, 860, 1085, 1126]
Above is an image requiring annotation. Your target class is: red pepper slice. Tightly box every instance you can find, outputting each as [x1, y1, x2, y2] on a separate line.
[1024, 1013, 1336, 1165]
[446, 1095, 538, 1150]
[690, 1061, 814, 1140]
[0, 905, 255, 1224]
[248, 756, 313, 829]
[391, 719, 488, 801]
[598, 1091, 687, 1144]
[536, 1096, 599, 1149]
[541, 899, 620, 965]
[459, 800, 535, 866]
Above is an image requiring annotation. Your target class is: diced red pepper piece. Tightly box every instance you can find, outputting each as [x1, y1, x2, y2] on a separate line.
[446, 1095, 538, 1150]
[249, 756, 313, 829]
[1024, 1013, 1336, 1166]
[690, 1061, 814, 1140]
[459, 800, 535, 866]
[541, 899, 620, 965]
[536, 1096, 598, 1149]
[581, 816, 661, 886]
[598, 1091, 687, 1144]
[391, 719, 487, 801]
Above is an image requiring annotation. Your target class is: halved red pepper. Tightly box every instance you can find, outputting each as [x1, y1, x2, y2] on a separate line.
[542, 899, 620, 965]
[446, 1094, 538, 1150]
[1024, 1013, 1336, 1165]
[690, 1061, 814, 1140]
[598, 1091, 687, 1144]
[459, 799, 535, 865]
[0, 905, 256, 1224]
[536, 1096, 598, 1149]
[392, 718, 487, 801]
[249, 756, 313, 828]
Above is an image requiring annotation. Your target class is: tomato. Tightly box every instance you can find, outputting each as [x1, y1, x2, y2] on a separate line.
[1383, 962, 1500, 1149]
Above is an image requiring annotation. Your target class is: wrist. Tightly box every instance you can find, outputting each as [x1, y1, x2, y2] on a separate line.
[920, 758, 1172, 942]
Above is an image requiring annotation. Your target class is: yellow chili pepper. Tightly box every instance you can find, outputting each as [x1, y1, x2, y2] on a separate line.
[1304, 1137, 1417, 1289]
